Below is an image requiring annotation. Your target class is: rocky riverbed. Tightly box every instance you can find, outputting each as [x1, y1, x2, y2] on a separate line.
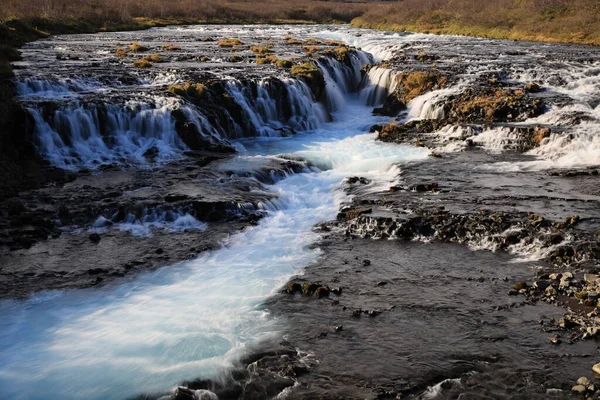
[1, 24, 600, 400]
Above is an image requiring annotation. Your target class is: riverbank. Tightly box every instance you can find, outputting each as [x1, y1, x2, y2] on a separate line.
[351, 0, 600, 46]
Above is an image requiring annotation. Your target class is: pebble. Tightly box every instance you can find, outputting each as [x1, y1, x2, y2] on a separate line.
[593, 363, 600, 375]
[577, 376, 591, 386]
[571, 384, 587, 394]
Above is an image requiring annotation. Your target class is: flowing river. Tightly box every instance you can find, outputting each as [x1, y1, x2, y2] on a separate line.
[1, 24, 600, 399]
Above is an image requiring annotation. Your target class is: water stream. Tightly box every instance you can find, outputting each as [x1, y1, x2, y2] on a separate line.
[2, 24, 600, 400]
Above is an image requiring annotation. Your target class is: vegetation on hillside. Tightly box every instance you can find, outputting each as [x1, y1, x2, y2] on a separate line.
[352, 0, 600, 45]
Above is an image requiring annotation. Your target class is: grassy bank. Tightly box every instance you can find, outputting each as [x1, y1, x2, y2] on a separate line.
[351, 0, 600, 46]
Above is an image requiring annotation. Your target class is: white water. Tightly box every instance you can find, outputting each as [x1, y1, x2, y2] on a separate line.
[1, 88, 429, 400]
[5, 22, 600, 400]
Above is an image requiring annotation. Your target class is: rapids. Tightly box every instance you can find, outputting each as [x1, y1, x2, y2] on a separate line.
[1, 24, 600, 400]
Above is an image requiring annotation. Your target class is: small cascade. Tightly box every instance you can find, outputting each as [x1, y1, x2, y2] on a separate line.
[17, 51, 373, 169]
[317, 50, 372, 111]
[224, 78, 329, 137]
[26, 96, 187, 169]
[408, 87, 461, 120]
[359, 67, 399, 106]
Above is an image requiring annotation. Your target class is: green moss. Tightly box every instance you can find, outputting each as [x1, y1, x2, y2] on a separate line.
[291, 62, 321, 80]
[133, 58, 152, 68]
[250, 45, 272, 54]
[160, 44, 180, 51]
[275, 58, 293, 68]
[217, 38, 242, 47]
[115, 47, 128, 57]
[129, 42, 149, 52]
[168, 82, 207, 98]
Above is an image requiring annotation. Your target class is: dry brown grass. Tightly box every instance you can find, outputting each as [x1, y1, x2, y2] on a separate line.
[0, 0, 376, 25]
[352, 0, 600, 45]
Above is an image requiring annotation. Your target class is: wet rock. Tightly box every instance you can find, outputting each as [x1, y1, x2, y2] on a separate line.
[165, 193, 189, 203]
[363, 259, 371, 266]
[301, 282, 319, 296]
[173, 387, 196, 400]
[594, 363, 600, 375]
[286, 282, 302, 294]
[347, 176, 371, 185]
[577, 377, 591, 386]
[571, 384, 587, 394]
[373, 94, 406, 116]
[337, 206, 372, 221]
[513, 281, 528, 291]
[89, 233, 101, 243]
[524, 82, 542, 93]
[282, 363, 309, 377]
[331, 287, 342, 295]
[314, 286, 330, 298]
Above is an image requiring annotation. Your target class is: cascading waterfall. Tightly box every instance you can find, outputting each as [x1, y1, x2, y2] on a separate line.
[0, 96, 430, 400]
[224, 78, 328, 137]
[18, 50, 374, 169]
[317, 51, 372, 111]
[26, 96, 187, 168]
[359, 66, 399, 106]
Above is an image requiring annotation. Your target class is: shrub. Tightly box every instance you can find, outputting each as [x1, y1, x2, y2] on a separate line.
[291, 62, 320, 79]
[161, 44, 181, 51]
[275, 58, 293, 68]
[115, 47, 128, 57]
[133, 58, 152, 68]
[217, 38, 242, 47]
[250, 45, 272, 54]
[168, 82, 207, 98]
[129, 42, 149, 52]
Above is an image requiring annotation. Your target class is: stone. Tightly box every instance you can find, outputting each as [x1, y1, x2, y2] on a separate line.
[549, 273, 562, 280]
[533, 280, 551, 291]
[550, 336, 561, 345]
[363, 259, 371, 266]
[89, 233, 101, 243]
[562, 272, 574, 280]
[301, 282, 319, 296]
[577, 377, 592, 386]
[331, 287, 343, 295]
[592, 363, 600, 375]
[314, 286, 330, 298]
[585, 274, 599, 283]
[513, 281, 528, 290]
[585, 327, 600, 339]
[173, 387, 196, 400]
[571, 385, 587, 394]
[576, 291, 589, 300]
[286, 282, 302, 294]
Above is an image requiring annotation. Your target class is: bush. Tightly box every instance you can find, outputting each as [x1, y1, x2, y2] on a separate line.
[217, 38, 242, 47]
[168, 82, 207, 97]
[133, 58, 152, 67]
[161, 44, 181, 51]
[250, 45, 272, 54]
[275, 58, 293, 68]
[115, 47, 128, 57]
[291, 62, 320, 79]
[129, 42, 149, 52]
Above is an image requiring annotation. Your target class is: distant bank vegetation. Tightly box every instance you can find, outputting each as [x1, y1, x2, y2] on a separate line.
[1, 0, 600, 47]
[353, 0, 600, 45]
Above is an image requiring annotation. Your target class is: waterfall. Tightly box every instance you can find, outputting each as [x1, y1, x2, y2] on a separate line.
[317, 50, 371, 112]
[224, 78, 329, 137]
[359, 67, 399, 106]
[26, 97, 187, 168]
[16, 48, 373, 169]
